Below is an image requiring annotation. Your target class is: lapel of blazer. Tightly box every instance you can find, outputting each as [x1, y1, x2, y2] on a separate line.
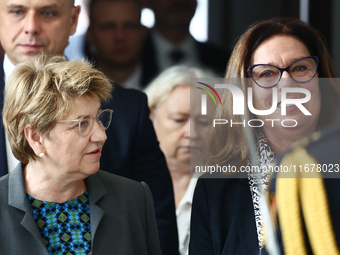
[8, 163, 49, 254]
[8, 165, 107, 253]
[237, 178, 260, 255]
[0, 58, 8, 176]
[85, 172, 107, 247]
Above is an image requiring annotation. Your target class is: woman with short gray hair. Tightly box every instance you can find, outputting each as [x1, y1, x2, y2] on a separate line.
[145, 65, 217, 255]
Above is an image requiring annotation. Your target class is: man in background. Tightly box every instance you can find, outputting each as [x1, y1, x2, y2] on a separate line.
[86, 0, 147, 90]
[141, 0, 229, 86]
[0, 0, 179, 254]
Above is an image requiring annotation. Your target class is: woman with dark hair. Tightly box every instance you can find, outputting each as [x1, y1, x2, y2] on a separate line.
[189, 17, 340, 255]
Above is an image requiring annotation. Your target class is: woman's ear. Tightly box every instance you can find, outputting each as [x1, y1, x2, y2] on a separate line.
[24, 125, 45, 157]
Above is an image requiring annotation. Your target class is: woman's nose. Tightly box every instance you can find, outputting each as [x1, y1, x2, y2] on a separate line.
[281, 70, 291, 79]
[184, 120, 191, 138]
[278, 70, 296, 91]
[90, 121, 107, 143]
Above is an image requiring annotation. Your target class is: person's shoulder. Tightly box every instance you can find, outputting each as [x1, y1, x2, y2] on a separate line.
[92, 171, 152, 208]
[95, 170, 146, 193]
[0, 163, 20, 184]
[112, 82, 146, 98]
[0, 173, 9, 182]
[95, 169, 140, 184]
[0, 173, 11, 205]
[196, 172, 242, 193]
[198, 171, 243, 183]
[0, 173, 9, 185]
[105, 82, 147, 110]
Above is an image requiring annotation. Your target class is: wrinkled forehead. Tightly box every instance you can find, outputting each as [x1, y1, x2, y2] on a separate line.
[250, 35, 311, 66]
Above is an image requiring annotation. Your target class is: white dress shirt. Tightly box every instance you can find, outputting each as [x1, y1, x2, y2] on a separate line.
[176, 174, 202, 255]
[122, 65, 142, 90]
[3, 55, 20, 173]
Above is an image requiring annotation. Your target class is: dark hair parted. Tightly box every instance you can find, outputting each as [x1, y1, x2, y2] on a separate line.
[210, 17, 340, 166]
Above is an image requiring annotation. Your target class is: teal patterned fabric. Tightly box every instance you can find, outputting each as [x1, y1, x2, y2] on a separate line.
[28, 191, 92, 255]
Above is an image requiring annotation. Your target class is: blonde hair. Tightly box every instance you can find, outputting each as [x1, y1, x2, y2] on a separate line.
[145, 65, 217, 112]
[3, 54, 113, 163]
[210, 17, 340, 165]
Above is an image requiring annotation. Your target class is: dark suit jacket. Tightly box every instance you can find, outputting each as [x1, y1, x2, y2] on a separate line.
[101, 83, 179, 254]
[0, 164, 162, 255]
[189, 173, 260, 255]
[0, 62, 6, 176]
[0, 59, 179, 255]
[140, 32, 230, 87]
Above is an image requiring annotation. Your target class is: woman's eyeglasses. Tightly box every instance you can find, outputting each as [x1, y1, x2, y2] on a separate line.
[57, 109, 113, 137]
[247, 56, 319, 88]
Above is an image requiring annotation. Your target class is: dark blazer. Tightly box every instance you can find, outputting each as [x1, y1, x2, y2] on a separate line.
[0, 59, 179, 255]
[189, 173, 260, 255]
[140, 32, 230, 88]
[0, 62, 7, 176]
[101, 84, 179, 255]
[0, 164, 162, 255]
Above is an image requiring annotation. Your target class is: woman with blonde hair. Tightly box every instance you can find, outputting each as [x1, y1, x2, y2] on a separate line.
[0, 55, 161, 255]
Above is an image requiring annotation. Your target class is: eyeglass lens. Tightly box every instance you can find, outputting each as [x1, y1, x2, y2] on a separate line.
[79, 110, 112, 136]
[98, 110, 112, 130]
[251, 57, 317, 87]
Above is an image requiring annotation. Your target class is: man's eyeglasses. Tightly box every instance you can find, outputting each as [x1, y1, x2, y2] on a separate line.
[246, 56, 319, 88]
[57, 109, 113, 137]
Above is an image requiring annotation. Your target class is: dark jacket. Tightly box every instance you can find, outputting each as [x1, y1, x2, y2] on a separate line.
[0, 164, 162, 255]
[101, 83, 179, 255]
[189, 173, 260, 255]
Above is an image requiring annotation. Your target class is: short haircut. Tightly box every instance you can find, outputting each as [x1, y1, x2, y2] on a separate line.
[144, 65, 217, 113]
[3, 54, 113, 163]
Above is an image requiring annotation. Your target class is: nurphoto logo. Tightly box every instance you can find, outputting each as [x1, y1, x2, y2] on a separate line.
[196, 81, 312, 128]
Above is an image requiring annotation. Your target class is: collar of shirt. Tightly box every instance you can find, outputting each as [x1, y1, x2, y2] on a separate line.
[176, 172, 203, 255]
[3, 54, 20, 173]
[151, 30, 200, 71]
[176, 172, 203, 215]
[4, 54, 16, 82]
[122, 65, 142, 90]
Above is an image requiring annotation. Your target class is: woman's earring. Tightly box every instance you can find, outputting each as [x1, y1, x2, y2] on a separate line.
[39, 153, 45, 158]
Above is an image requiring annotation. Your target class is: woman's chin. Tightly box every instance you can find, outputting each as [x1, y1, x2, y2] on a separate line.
[83, 163, 100, 175]
[191, 153, 207, 166]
